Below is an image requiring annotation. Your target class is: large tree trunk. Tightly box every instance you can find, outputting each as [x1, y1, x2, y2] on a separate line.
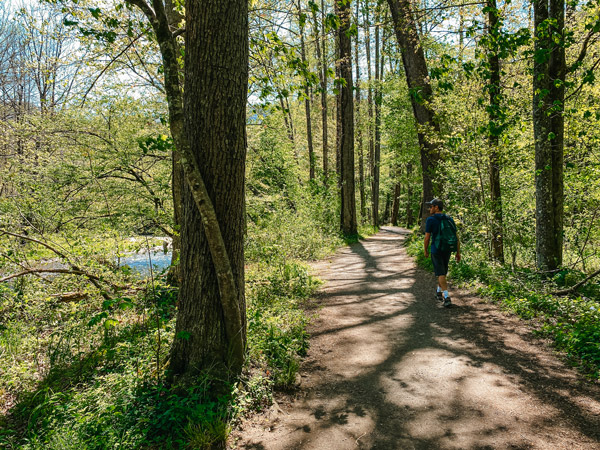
[169, 0, 247, 379]
[336, 0, 357, 236]
[387, 0, 441, 231]
[163, 0, 184, 285]
[533, 0, 565, 271]
[487, 0, 505, 264]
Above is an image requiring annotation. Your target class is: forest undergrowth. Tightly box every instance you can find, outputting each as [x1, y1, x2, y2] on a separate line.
[0, 178, 376, 450]
[406, 232, 600, 380]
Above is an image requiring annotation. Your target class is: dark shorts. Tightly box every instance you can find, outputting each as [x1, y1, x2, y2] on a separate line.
[431, 251, 451, 277]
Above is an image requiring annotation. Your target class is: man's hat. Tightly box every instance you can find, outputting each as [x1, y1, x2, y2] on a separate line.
[425, 198, 444, 210]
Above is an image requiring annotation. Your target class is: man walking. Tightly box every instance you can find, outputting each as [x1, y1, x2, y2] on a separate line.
[424, 198, 461, 307]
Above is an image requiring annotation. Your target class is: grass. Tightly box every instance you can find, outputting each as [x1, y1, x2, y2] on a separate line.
[406, 232, 600, 379]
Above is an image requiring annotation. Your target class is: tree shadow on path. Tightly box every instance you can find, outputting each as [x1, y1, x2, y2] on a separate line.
[237, 227, 600, 450]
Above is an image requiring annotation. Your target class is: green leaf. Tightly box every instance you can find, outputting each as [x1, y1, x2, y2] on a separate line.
[89, 7, 102, 19]
[104, 319, 119, 330]
[177, 331, 191, 340]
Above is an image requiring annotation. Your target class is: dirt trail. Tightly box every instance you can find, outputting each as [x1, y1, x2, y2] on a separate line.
[233, 227, 600, 450]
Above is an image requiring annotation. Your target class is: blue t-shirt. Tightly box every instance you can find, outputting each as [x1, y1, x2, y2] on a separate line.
[426, 213, 455, 254]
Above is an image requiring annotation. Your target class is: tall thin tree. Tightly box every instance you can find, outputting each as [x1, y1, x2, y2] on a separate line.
[336, 0, 357, 236]
[533, 0, 565, 271]
[355, 0, 367, 219]
[486, 0, 505, 263]
[297, 0, 316, 180]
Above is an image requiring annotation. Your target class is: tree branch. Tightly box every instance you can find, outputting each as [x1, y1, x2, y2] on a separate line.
[0, 229, 113, 297]
[80, 34, 143, 107]
[0, 268, 97, 283]
[564, 54, 600, 102]
[569, 29, 600, 73]
[552, 268, 600, 296]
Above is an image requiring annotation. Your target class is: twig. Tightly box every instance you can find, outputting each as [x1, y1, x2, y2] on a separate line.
[80, 34, 143, 107]
[571, 208, 598, 270]
[356, 432, 367, 445]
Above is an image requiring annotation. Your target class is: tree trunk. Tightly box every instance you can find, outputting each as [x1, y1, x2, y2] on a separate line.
[285, 96, 296, 145]
[387, 0, 441, 232]
[336, 0, 357, 236]
[169, 0, 247, 379]
[168, 150, 183, 284]
[312, 0, 329, 182]
[298, 0, 315, 181]
[336, 31, 343, 192]
[126, 0, 184, 284]
[372, 5, 382, 227]
[533, 0, 565, 271]
[365, 2, 375, 224]
[391, 161, 401, 226]
[406, 162, 414, 227]
[355, 0, 366, 220]
[487, 0, 505, 264]
[550, 0, 565, 268]
[279, 96, 295, 144]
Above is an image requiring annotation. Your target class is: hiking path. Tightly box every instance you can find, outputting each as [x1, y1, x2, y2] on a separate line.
[233, 227, 600, 450]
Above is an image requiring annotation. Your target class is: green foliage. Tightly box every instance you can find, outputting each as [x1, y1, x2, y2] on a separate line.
[0, 262, 315, 449]
[246, 261, 319, 388]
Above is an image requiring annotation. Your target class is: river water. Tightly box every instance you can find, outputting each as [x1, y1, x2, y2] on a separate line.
[119, 250, 173, 277]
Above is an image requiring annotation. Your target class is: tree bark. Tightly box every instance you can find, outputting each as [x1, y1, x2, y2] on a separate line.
[533, 0, 565, 271]
[391, 162, 401, 226]
[336, 0, 358, 236]
[487, 0, 505, 264]
[387, 0, 441, 231]
[311, 0, 329, 182]
[169, 0, 247, 379]
[550, 0, 565, 268]
[365, 2, 375, 224]
[406, 162, 414, 227]
[355, 0, 367, 220]
[298, 1, 315, 181]
[372, 5, 382, 227]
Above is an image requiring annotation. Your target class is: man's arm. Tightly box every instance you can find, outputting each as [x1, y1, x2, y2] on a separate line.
[424, 232, 431, 258]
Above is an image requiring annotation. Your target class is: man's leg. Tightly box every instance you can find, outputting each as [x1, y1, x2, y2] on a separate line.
[439, 252, 452, 307]
[438, 275, 448, 291]
[431, 253, 446, 302]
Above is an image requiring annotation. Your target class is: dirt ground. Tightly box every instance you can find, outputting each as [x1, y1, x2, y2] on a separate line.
[231, 227, 600, 450]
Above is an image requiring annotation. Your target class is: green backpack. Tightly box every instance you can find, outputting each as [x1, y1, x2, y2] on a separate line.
[434, 214, 458, 253]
